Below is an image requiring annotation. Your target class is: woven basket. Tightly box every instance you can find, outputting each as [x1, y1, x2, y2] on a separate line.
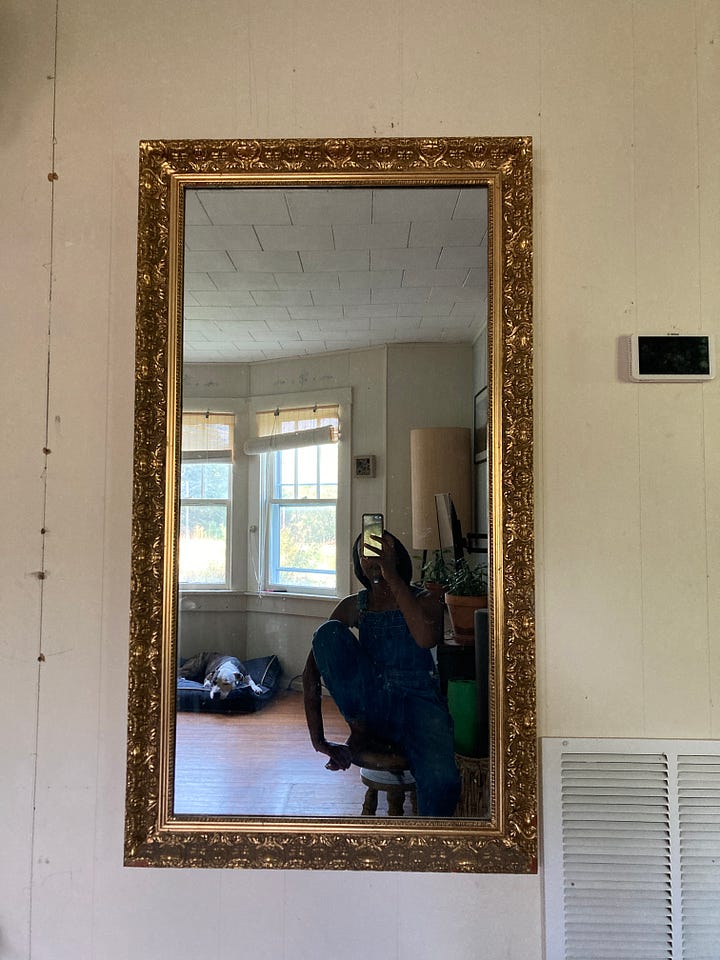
[454, 753, 490, 819]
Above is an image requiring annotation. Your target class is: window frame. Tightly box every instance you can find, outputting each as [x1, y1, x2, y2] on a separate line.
[180, 401, 248, 593]
[248, 388, 352, 600]
[264, 436, 340, 596]
[179, 451, 233, 589]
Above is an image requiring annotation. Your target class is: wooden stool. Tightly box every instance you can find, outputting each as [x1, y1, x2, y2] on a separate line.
[351, 746, 416, 816]
[359, 767, 417, 816]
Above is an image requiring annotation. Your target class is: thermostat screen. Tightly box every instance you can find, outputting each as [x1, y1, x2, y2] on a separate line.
[638, 336, 711, 376]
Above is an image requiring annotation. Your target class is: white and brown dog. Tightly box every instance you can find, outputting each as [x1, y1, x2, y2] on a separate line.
[179, 651, 263, 700]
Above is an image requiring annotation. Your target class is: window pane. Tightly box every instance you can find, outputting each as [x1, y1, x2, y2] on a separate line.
[179, 504, 227, 584]
[276, 449, 296, 499]
[273, 443, 338, 499]
[296, 446, 318, 489]
[273, 504, 336, 590]
[181, 462, 230, 499]
[181, 462, 203, 498]
[202, 462, 230, 499]
[318, 444, 338, 498]
[319, 444, 338, 480]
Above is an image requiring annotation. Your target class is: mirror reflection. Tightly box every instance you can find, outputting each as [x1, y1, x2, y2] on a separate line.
[174, 184, 490, 818]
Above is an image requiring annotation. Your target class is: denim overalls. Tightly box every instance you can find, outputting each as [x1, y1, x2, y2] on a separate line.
[312, 588, 461, 817]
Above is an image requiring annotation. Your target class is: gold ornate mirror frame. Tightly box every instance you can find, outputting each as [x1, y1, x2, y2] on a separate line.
[125, 136, 535, 872]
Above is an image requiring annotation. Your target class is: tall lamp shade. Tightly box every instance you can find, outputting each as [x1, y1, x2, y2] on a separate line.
[410, 427, 472, 551]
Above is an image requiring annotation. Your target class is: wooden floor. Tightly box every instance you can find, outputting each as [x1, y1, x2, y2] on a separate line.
[174, 689, 414, 817]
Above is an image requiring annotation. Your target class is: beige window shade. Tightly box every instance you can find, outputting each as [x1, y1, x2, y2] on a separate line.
[244, 404, 340, 455]
[255, 404, 339, 440]
[181, 413, 234, 460]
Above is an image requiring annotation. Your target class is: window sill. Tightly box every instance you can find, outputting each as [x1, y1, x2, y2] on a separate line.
[245, 592, 336, 618]
[179, 590, 337, 618]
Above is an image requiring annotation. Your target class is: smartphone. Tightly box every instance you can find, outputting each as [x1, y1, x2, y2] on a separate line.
[361, 513, 384, 557]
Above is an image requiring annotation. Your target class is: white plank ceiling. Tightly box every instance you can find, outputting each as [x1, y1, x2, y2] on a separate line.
[183, 186, 488, 363]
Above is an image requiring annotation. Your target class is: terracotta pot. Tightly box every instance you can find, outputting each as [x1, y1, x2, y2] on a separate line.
[422, 581, 446, 604]
[444, 592, 488, 645]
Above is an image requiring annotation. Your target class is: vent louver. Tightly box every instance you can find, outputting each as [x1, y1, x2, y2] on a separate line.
[543, 740, 720, 960]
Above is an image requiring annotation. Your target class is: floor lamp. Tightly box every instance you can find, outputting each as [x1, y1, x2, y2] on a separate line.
[409, 427, 472, 562]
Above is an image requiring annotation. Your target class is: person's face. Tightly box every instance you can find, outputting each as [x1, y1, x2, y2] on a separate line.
[360, 550, 382, 583]
[358, 533, 395, 584]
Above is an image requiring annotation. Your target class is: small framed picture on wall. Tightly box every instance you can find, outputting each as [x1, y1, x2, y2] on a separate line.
[353, 455, 376, 478]
[473, 388, 488, 463]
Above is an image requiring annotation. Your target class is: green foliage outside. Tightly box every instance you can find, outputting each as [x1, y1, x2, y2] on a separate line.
[275, 504, 336, 589]
[179, 503, 227, 584]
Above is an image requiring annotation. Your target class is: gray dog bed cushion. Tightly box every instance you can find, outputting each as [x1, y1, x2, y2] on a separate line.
[177, 653, 281, 713]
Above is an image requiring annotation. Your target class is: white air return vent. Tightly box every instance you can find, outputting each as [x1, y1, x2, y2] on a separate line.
[542, 739, 720, 960]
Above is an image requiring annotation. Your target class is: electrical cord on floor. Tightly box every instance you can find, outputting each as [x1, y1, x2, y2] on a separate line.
[286, 674, 329, 694]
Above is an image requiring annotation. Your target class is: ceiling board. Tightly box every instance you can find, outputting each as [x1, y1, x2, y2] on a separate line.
[183, 186, 488, 363]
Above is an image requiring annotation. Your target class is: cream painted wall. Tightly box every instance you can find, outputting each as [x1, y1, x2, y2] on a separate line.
[386, 342, 474, 556]
[2, 1, 719, 958]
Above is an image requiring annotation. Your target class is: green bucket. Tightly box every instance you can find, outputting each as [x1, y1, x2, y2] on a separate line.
[447, 679, 478, 757]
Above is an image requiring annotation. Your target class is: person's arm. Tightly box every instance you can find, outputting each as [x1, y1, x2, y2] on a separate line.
[302, 596, 357, 770]
[369, 534, 443, 649]
[386, 576, 443, 648]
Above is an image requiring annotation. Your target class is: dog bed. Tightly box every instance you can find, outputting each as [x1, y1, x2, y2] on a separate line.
[176, 653, 281, 713]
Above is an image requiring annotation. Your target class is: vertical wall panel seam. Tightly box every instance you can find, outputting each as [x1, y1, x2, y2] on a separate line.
[90, 144, 122, 957]
[630, 0, 648, 736]
[29, 2, 60, 957]
[397, 0, 404, 135]
[693, 1, 714, 728]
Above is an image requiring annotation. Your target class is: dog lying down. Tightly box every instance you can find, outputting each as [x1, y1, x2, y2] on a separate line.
[179, 651, 264, 700]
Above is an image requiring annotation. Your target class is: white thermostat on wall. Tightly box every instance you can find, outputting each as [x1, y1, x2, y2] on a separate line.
[628, 333, 715, 382]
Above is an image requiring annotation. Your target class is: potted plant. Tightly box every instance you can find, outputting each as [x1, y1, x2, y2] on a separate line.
[420, 550, 451, 603]
[444, 558, 488, 645]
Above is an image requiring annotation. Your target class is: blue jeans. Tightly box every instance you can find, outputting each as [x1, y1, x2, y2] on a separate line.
[312, 619, 461, 817]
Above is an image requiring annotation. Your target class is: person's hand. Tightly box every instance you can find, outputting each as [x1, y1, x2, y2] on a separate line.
[321, 741, 353, 770]
[365, 532, 400, 582]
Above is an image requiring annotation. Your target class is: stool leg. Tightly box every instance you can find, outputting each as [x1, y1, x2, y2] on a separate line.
[361, 785, 378, 816]
[386, 787, 405, 816]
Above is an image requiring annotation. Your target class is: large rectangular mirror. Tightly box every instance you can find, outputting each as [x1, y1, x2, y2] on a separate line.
[125, 137, 535, 871]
